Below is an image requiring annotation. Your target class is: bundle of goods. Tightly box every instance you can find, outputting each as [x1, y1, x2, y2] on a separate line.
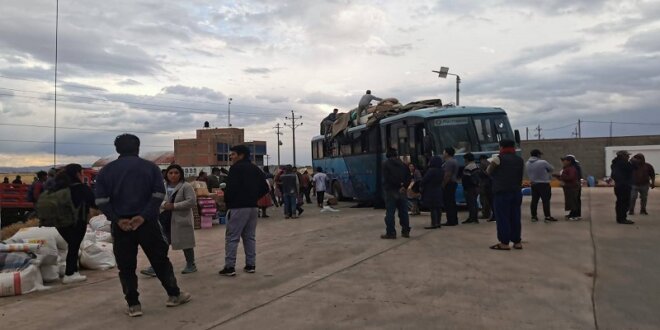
[192, 205, 202, 229]
[210, 188, 227, 224]
[0, 250, 47, 297]
[198, 197, 217, 229]
[79, 240, 115, 270]
[6, 227, 68, 282]
[192, 181, 210, 197]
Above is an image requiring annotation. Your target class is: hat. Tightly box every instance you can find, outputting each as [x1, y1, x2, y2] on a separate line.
[616, 150, 630, 157]
[560, 155, 575, 162]
[530, 149, 542, 157]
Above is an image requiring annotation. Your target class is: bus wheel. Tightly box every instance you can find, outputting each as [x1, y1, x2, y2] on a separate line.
[332, 181, 344, 201]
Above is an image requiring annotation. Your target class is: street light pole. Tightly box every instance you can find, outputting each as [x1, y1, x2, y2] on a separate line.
[227, 98, 233, 127]
[432, 66, 461, 106]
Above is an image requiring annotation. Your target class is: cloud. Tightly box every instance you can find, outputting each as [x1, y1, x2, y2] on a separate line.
[244, 67, 272, 74]
[509, 40, 582, 66]
[625, 28, 660, 53]
[159, 85, 226, 101]
[118, 79, 142, 86]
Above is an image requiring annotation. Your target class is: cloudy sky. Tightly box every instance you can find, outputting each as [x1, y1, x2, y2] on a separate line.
[1, 0, 659, 167]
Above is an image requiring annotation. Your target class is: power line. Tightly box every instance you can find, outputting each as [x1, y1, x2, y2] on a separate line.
[0, 138, 170, 148]
[0, 122, 171, 135]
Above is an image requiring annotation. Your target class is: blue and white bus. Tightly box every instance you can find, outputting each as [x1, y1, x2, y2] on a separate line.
[311, 105, 520, 205]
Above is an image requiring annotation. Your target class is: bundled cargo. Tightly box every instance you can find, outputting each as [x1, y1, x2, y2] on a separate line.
[0, 252, 47, 297]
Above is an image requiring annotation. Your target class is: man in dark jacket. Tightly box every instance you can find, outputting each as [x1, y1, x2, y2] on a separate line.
[95, 134, 190, 317]
[611, 150, 634, 224]
[487, 140, 524, 250]
[422, 156, 444, 229]
[630, 153, 656, 215]
[381, 148, 411, 239]
[478, 155, 495, 222]
[461, 153, 480, 224]
[219, 145, 269, 276]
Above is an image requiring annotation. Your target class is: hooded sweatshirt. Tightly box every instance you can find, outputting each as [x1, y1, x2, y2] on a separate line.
[526, 157, 554, 184]
[632, 154, 656, 186]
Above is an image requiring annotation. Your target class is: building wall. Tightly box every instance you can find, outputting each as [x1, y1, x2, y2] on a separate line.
[174, 128, 266, 167]
[520, 135, 660, 179]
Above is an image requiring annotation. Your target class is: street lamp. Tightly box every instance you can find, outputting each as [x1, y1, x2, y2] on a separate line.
[432, 66, 461, 106]
[227, 98, 233, 127]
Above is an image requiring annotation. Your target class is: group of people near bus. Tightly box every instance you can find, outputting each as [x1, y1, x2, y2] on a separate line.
[381, 140, 656, 250]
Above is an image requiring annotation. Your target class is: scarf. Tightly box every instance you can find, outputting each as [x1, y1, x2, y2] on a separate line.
[499, 147, 516, 155]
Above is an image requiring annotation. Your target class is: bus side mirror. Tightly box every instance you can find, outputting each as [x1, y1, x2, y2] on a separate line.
[514, 129, 521, 144]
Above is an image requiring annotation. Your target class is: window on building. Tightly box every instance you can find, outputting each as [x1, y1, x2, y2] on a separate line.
[217, 143, 229, 162]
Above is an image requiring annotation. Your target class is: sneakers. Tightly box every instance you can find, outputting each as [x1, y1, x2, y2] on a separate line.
[641, 210, 648, 215]
[380, 234, 396, 239]
[218, 267, 236, 276]
[544, 217, 558, 222]
[244, 265, 256, 273]
[62, 272, 87, 284]
[166, 291, 192, 307]
[462, 219, 477, 224]
[127, 304, 143, 317]
[618, 219, 635, 225]
[140, 267, 157, 277]
[568, 217, 582, 221]
[531, 216, 539, 222]
[181, 265, 197, 274]
[401, 231, 410, 238]
[628, 211, 634, 216]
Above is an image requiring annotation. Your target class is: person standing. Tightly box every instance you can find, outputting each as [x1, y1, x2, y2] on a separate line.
[611, 150, 635, 224]
[281, 166, 300, 219]
[207, 167, 222, 192]
[2, 177, 9, 184]
[478, 155, 495, 222]
[461, 153, 480, 224]
[312, 167, 328, 208]
[557, 155, 581, 221]
[357, 90, 382, 117]
[12, 175, 22, 185]
[219, 145, 269, 276]
[27, 170, 48, 202]
[141, 164, 198, 277]
[526, 149, 557, 222]
[292, 167, 305, 216]
[95, 134, 190, 317]
[381, 148, 411, 239]
[407, 163, 422, 216]
[630, 153, 656, 215]
[52, 164, 97, 284]
[301, 170, 312, 204]
[487, 140, 524, 250]
[422, 156, 444, 229]
[263, 166, 279, 207]
[441, 147, 459, 226]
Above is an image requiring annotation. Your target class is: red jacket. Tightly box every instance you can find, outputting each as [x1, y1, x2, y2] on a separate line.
[560, 165, 579, 188]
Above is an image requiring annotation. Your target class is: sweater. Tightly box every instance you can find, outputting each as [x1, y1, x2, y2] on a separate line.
[225, 159, 269, 209]
[526, 157, 554, 184]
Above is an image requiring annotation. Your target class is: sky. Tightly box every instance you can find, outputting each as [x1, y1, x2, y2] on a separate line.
[1, 0, 659, 167]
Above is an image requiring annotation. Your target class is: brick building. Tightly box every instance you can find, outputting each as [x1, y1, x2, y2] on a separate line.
[174, 128, 267, 167]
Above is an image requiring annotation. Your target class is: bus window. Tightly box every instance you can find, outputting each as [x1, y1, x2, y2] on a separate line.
[312, 141, 318, 159]
[318, 141, 324, 159]
[353, 136, 363, 154]
[366, 128, 379, 153]
[397, 126, 409, 156]
[427, 117, 476, 154]
[340, 141, 352, 156]
[473, 115, 513, 151]
[331, 140, 339, 157]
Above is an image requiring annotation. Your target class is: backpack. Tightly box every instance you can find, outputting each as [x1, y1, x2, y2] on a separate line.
[36, 185, 81, 228]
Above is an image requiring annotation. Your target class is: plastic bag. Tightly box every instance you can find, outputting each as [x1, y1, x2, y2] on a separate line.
[79, 241, 115, 270]
[0, 264, 47, 297]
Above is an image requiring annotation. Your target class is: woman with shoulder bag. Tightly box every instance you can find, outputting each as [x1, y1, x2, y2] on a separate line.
[142, 164, 198, 276]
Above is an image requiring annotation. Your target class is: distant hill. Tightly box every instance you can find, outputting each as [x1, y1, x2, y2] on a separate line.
[0, 165, 92, 174]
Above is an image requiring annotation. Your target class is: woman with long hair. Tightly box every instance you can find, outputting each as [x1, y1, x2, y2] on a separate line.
[142, 164, 197, 276]
[53, 164, 97, 284]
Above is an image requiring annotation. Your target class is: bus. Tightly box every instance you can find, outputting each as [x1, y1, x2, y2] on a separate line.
[311, 105, 520, 205]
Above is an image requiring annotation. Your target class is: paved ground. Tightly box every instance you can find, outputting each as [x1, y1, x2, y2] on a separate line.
[1, 188, 658, 329]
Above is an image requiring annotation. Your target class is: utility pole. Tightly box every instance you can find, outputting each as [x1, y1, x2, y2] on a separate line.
[265, 154, 270, 167]
[577, 119, 581, 138]
[526, 127, 529, 141]
[284, 110, 303, 167]
[227, 98, 233, 127]
[534, 125, 542, 140]
[273, 123, 283, 167]
[53, 0, 59, 167]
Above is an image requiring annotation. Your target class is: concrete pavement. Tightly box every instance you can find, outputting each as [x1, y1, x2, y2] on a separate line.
[0, 188, 658, 329]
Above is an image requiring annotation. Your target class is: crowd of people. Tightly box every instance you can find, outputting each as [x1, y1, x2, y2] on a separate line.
[380, 140, 656, 250]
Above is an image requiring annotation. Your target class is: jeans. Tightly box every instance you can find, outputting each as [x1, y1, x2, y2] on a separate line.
[225, 208, 258, 268]
[563, 186, 581, 217]
[430, 208, 442, 227]
[493, 191, 522, 245]
[316, 191, 325, 206]
[630, 184, 650, 213]
[615, 185, 631, 221]
[479, 184, 494, 219]
[56, 221, 87, 276]
[384, 190, 410, 236]
[530, 183, 552, 218]
[303, 187, 312, 203]
[442, 182, 458, 225]
[283, 194, 297, 217]
[464, 187, 479, 221]
[111, 219, 180, 306]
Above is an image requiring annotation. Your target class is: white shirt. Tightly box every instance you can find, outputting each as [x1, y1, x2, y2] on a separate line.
[312, 172, 328, 192]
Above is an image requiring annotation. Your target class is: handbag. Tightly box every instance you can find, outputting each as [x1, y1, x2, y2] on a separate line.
[158, 189, 179, 243]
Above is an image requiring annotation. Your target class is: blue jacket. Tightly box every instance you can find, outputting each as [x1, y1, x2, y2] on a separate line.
[94, 155, 165, 222]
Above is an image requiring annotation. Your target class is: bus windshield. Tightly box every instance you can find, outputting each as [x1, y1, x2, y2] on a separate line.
[427, 114, 513, 153]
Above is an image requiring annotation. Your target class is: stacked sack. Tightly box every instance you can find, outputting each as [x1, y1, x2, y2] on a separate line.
[81, 215, 115, 270]
[0, 243, 48, 297]
[6, 227, 68, 283]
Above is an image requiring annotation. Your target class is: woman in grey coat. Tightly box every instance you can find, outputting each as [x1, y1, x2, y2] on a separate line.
[142, 164, 198, 276]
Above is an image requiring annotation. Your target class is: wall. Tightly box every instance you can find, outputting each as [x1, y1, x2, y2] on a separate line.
[520, 135, 660, 179]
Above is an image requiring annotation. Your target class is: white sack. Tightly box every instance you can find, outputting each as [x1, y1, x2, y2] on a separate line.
[0, 265, 47, 297]
[80, 241, 115, 270]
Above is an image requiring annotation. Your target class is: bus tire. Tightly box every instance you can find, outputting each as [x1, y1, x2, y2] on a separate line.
[332, 181, 345, 201]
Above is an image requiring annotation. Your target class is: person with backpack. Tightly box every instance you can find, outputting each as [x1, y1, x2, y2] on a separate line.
[38, 164, 96, 284]
[95, 134, 191, 317]
[27, 170, 48, 202]
[141, 164, 198, 277]
[461, 153, 480, 224]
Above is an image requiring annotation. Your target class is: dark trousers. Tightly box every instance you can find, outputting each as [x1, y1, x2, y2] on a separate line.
[494, 191, 522, 245]
[442, 182, 458, 225]
[384, 190, 410, 236]
[112, 219, 180, 306]
[464, 187, 479, 221]
[479, 184, 494, 219]
[563, 186, 582, 217]
[317, 191, 325, 206]
[530, 183, 552, 218]
[303, 187, 312, 203]
[430, 208, 442, 227]
[56, 221, 87, 276]
[615, 185, 632, 222]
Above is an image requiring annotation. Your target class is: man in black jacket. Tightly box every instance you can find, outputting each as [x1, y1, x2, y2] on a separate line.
[381, 148, 412, 239]
[95, 134, 190, 317]
[611, 150, 634, 224]
[219, 145, 269, 276]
